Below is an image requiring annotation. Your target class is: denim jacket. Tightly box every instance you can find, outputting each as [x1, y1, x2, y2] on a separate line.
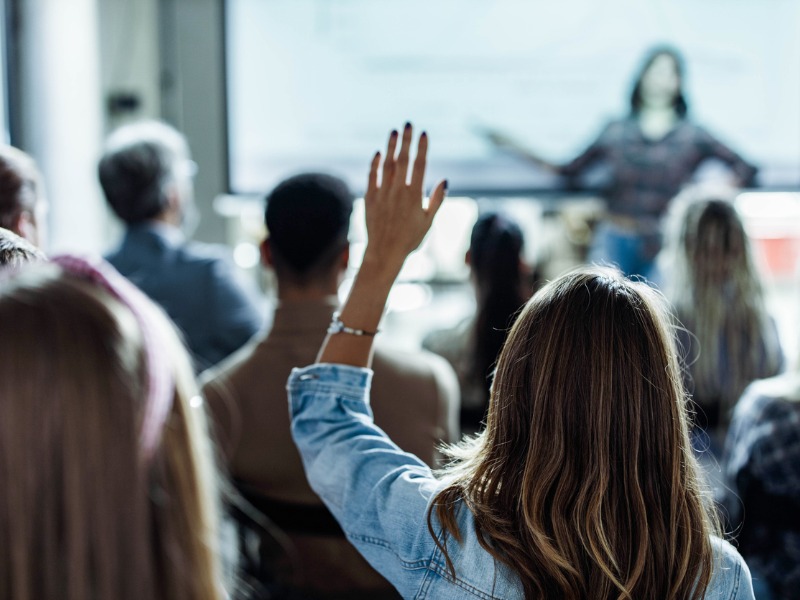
[288, 364, 754, 599]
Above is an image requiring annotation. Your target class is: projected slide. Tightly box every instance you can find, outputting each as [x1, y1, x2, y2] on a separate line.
[226, 0, 800, 194]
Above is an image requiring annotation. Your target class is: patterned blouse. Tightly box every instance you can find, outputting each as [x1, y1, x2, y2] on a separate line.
[722, 377, 800, 600]
[560, 117, 758, 223]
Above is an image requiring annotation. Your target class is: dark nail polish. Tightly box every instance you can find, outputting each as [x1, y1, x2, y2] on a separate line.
[443, 179, 449, 191]
[404, 122, 411, 130]
[420, 131, 427, 138]
[390, 130, 398, 138]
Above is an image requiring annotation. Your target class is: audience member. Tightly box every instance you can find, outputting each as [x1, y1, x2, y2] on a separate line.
[660, 188, 783, 445]
[0, 256, 222, 600]
[201, 172, 459, 599]
[0, 227, 45, 268]
[0, 145, 47, 248]
[288, 125, 754, 599]
[722, 256, 800, 600]
[99, 120, 263, 371]
[423, 211, 530, 432]
[722, 367, 800, 600]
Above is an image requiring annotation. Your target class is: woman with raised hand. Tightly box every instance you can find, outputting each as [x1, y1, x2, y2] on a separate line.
[0, 257, 223, 600]
[288, 124, 754, 599]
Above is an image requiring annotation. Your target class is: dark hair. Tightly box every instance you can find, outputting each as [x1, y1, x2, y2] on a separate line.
[265, 173, 353, 283]
[469, 213, 526, 399]
[98, 121, 189, 224]
[0, 146, 43, 231]
[629, 45, 688, 117]
[0, 227, 45, 268]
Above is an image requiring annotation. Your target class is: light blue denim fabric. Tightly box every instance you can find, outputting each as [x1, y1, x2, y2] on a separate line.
[588, 221, 660, 281]
[288, 363, 755, 600]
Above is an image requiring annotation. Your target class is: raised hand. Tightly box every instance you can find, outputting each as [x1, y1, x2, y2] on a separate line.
[316, 124, 447, 367]
[363, 123, 447, 273]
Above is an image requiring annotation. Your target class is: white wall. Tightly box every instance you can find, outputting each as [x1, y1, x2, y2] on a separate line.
[160, 0, 229, 244]
[14, 0, 106, 253]
[98, 0, 162, 129]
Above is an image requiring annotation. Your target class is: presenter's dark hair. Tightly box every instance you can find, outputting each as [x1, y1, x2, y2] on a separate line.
[630, 45, 688, 117]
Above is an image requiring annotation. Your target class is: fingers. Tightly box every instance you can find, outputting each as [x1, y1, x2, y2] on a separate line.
[366, 151, 380, 200]
[382, 129, 399, 185]
[396, 122, 413, 181]
[375, 123, 436, 198]
[410, 131, 428, 192]
[426, 179, 448, 219]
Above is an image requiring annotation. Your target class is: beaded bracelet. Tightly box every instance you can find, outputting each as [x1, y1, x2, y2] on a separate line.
[327, 312, 379, 337]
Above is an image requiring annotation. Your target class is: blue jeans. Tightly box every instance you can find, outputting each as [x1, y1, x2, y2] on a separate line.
[588, 221, 661, 281]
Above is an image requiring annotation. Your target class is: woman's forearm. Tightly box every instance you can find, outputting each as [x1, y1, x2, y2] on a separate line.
[316, 124, 447, 368]
[316, 255, 400, 367]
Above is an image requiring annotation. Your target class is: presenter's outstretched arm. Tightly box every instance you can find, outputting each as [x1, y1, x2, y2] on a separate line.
[479, 126, 559, 174]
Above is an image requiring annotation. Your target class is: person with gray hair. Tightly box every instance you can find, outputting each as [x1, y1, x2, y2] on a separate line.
[100, 120, 263, 371]
[0, 227, 45, 269]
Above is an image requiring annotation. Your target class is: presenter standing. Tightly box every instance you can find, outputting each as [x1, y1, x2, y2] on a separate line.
[486, 46, 758, 278]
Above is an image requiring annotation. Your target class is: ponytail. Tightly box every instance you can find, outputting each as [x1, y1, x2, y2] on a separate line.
[470, 213, 526, 400]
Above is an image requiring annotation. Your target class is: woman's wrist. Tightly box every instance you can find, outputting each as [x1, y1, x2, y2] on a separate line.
[336, 258, 397, 333]
[316, 124, 446, 368]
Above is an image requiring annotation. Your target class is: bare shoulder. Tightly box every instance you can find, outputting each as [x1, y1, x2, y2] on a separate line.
[373, 342, 458, 386]
[199, 335, 261, 391]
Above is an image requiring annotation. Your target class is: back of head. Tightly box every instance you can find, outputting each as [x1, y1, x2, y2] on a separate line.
[265, 172, 353, 285]
[431, 267, 716, 599]
[0, 262, 221, 600]
[468, 212, 526, 393]
[0, 145, 45, 239]
[98, 121, 190, 224]
[675, 195, 750, 284]
[0, 227, 45, 268]
[663, 188, 781, 411]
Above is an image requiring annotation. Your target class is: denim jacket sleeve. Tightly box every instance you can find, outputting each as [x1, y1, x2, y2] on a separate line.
[287, 363, 442, 595]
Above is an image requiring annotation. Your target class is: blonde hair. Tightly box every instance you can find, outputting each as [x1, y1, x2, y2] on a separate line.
[429, 267, 718, 599]
[0, 263, 222, 600]
[662, 188, 783, 424]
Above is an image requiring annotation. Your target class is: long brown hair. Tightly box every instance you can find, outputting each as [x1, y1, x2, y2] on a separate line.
[0, 264, 222, 600]
[662, 190, 783, 424]
[428, 267, 718, 599]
